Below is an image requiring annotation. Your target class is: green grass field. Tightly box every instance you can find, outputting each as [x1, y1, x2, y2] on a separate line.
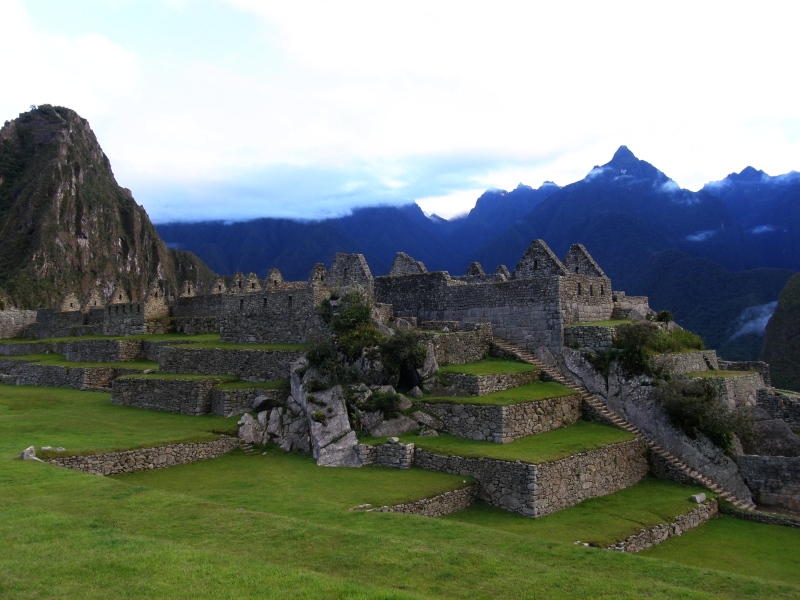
[422, 380, 575, 406]
[438, 358, 536, 376]
[2, 383, 799, 598]
[362, 421, 635, 463]
[167, 341, 305, 351]
[0, 353, 159, 370]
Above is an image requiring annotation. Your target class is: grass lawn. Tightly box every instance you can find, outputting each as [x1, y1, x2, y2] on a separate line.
[167, 341, 305, 351]
[362, 421, 635, 464]
[422, 381, 576, 406]
[2, 384, 799, 598]
[0, 385, 239, 455]
[213, 378, 290, 390]
[1, 353, 159, 370]
[117, 373, 238, 382]
[439, 358, 536, 376]
[642, 514, 800, 585]
[687, 370, 758, 378]
[444, 477, 716, 546]
[565, 319, 633, 327]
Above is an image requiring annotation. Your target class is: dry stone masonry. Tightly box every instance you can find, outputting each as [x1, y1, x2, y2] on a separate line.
[159, 346, 303, 381]
[112, 376, 230, 415]
[366, 484, 478, 517]
[607, 499, 718, 552]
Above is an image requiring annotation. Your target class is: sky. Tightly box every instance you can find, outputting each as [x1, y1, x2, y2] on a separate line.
[1, 0, 798, 221]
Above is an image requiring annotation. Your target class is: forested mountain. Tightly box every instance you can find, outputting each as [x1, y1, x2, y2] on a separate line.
[762, 274, 800, 391]
[0, 106, 214, 309]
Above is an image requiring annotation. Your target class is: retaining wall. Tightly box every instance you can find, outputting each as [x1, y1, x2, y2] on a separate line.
[1, 360, 117, 390]
[719, 360, 771, 387]
[442, 370, 539, 396]
[649, 351, 719, 375]
[719, 504, 800, 528]
[175, 316, 219, 335]
[737, 455, 800, 512]
[415, 395, 581, 443]
[158, 346, 303, 381]
[419, 323, 492, 366]
[717, 373, 764, 409]
[415, 438, 647, 517]
[64, 339, 143, 363]
[111, 376, 227, 415]
[210, 386, 290, 417]
[48, 438, 240, 475]
[367, 485, 478, 517]
[0, 309, 37, 339]
[757, 389, 800, 430]
[607, 500, 718, 552]
[564, 325, 618, 352]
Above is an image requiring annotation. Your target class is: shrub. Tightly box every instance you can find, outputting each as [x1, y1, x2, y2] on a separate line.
[654, 378, 755, 452]
[656, 310, 674, 323]
[337, 324, 385, 362]
[612, 322, 658, 376]
[379, 330, 426, 378]
[360, 390, 402, 418]
[331, 290, 373, 336]
[649, 328, 704, 353]
[310, 410, 327, 425]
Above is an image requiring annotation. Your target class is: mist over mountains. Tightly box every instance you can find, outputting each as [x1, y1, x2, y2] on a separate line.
[158, 146, 799, 361]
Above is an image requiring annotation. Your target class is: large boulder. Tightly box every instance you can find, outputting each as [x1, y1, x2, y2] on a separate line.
[17, 446, 43, 462]
[237, 413, 265, 445]
[744, 408, 800, 457]
[369, 415, 419, 437]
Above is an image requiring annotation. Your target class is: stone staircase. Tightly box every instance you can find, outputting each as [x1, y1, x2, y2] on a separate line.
[492, 338, 757, 511]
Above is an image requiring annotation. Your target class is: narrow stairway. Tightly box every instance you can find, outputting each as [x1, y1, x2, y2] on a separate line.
[492, 338, 757, 511]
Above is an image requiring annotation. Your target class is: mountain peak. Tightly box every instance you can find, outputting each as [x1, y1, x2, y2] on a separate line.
[598, 145, 668, 182]
[731, 166, 767, 181]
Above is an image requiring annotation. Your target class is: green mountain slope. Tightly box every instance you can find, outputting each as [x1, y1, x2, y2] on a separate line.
[0, 105, 215, 308]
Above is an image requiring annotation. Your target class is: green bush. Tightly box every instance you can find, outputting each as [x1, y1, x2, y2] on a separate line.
[654, 378, 755, 452]
[337, 324, 384, 362]
[656, 310, 674, 323]
[361, 390, 403, 418]
[649, 328, 705, 353]
[379, 330, 426, 378]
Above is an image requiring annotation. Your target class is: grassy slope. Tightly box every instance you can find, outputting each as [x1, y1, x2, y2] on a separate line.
[439, 358, 536, 375]
[1, 384, 799, 598]
[214, 378, 290, 390]
[422, 381, 575, 406]
[167, 341, 305, 351]
[687, 370, 758, 378]
[363, 421, 635, 463]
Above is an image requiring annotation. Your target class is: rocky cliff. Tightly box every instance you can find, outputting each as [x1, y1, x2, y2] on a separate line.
[0, 105, 214, 309]
[761, 273, 800, 392]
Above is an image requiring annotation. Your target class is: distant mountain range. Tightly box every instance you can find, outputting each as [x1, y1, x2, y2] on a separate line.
[157, 146, 799, 361]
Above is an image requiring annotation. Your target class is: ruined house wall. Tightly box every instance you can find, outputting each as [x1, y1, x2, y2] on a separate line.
[103, 302, 145, 336]
[0, 310, 37, 339]
[219, 287, 327, 344]
[172, 294, 226, 318]
[559, 274, 614, 324]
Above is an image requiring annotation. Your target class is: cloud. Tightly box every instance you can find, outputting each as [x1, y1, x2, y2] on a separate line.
[685, 230, 716, 242]
[751, 225, 778, 235]
[729, 301, 778, 340]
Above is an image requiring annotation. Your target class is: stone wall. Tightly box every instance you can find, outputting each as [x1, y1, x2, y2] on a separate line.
[649, 351, 719, 375]
[210, 386, 290, 417]
[1, 360, 116, 390]
[175, 316, 219, 335]
[564, 325, 617, 352]
[717, 373, 764, 409]
[27, 309, 86, 339]
[374, 439, 415, 469]
[719, 504, 800, 528]
[442, 370, 539, 396]
[219, 286, 327, 344]
[415, 395, 581, 443]
[532, 439, 648, 516]
[414, 438, 647, 517]
[158, 346, 303, 381]
[559, 274, 614, 324]
[757, 388, 800, 430]
[419, 323, 492, 366]
[719, 360, 771, 386]
[48, 438, 239, 475]
[737, 455, 800, 512]
[607, 499, 718, 552]
[648, 452, 698, 486]
[111, 376, 226, 415]
[0, 309, 37, 339]
[367, 485, 478, 517]
[172, 294, 226, 318]
[103, 302, 145, 336]
[64, 339, 143, 363]
[0, 341, 64, 356]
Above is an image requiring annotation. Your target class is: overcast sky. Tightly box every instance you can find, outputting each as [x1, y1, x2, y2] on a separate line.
[2, 0, 798, 221]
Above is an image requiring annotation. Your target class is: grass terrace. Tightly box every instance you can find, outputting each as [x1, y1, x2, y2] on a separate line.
[214, 378, 291, 391]
[117, 373, 238, 382]
[0, 333, 222, 344]
[1, 353, 158, 371]
[687, 370, 759, 378]
[423, 381, 576, 406]
[0, 385, 239, 457]
[362, 421, 635, 464]
[438, 358, 537, 376]
[167, 341, 305, 351]
[565, 319, 633, 327]
[444, 477, 715, 547]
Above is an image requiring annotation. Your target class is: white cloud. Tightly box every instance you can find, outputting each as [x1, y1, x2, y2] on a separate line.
[686, 230, 716, 242]
[730, 301, 778, 339]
